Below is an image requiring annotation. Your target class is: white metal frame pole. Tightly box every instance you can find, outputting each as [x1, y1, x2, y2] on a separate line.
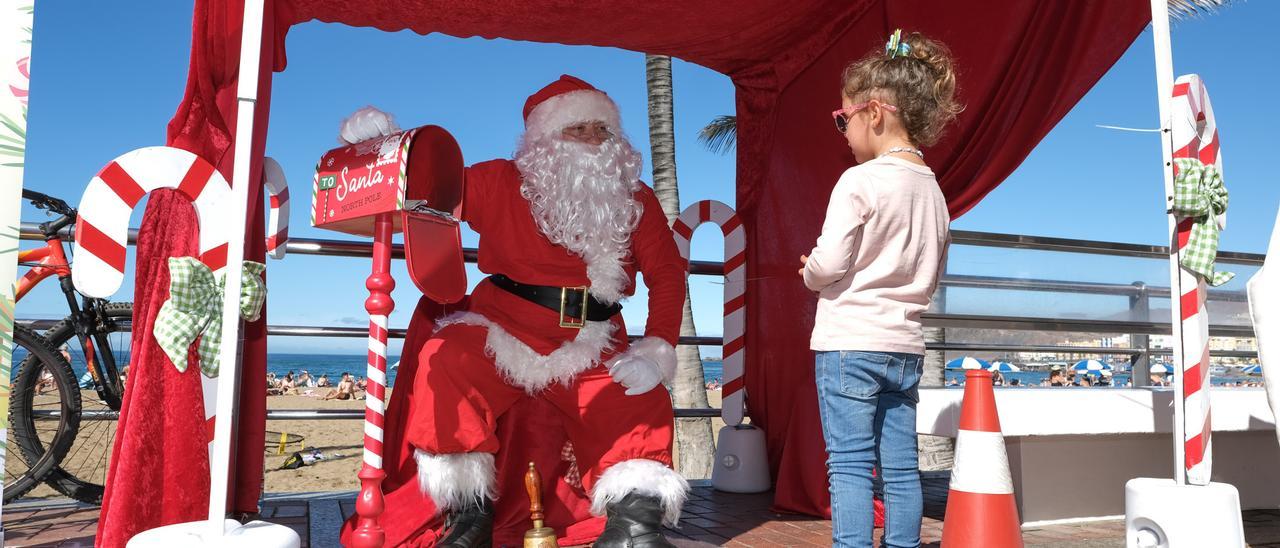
[1148, 0, 1187, 486]
[206, 0, 267, 535]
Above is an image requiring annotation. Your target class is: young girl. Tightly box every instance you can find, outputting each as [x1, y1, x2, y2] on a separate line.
[801, 30, 960, 548]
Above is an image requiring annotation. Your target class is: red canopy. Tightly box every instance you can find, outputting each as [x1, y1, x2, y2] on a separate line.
[105, 2, 1151, 540]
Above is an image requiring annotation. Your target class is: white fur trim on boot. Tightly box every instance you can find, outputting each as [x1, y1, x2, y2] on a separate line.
[436, 311, 616, 393]
[590, 459, 689, 526]
[414, 450, 497, 512]
[614, 337, 677, 384]
[524, 89, 622, 141]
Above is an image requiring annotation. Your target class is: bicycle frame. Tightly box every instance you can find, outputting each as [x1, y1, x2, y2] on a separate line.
[15, 239, 70, 302]
[16, 233, 125, 409]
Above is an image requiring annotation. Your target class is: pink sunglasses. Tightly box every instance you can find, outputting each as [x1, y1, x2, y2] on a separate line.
[832, 101, 898, 133]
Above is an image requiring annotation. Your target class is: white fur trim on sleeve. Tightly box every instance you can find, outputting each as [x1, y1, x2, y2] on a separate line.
[339, 105, 401, 145]
[621, 337, 678, 384]
[414, 449, 497, 512]
[524, 89, 622, 141]
[590, 458, 689, 526]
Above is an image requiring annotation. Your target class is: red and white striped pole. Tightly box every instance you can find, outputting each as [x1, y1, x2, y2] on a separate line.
[1170, 74, 1220, 486]
[351, 212, 394, 547]
[672, 200, 747, 425]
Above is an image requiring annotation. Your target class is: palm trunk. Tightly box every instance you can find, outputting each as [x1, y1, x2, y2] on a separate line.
[919, 276, 952, 470]
[918, 326, 954, 470]
[646, 53, 714, 479]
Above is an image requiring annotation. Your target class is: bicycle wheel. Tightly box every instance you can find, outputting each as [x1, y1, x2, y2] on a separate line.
[6, 325, 82, 502]
[38, 301, 131, 505]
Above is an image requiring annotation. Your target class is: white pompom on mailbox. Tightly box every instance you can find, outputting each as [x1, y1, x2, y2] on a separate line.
[672, 200, 770, 494]
[310, 124, 466, 547]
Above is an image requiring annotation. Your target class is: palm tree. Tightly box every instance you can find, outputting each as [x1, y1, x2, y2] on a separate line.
[646, 54, 714, 479]
[1169, 0, 1229, 19]
[697, 115, 736, 155]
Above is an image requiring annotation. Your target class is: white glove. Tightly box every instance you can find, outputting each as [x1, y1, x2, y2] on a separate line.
[339, 106, 401, 145]
[607, 337, 677, 396]
[609, 355, 664, 396]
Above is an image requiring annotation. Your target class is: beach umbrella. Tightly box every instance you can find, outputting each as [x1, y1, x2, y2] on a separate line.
[988, 361, 1021, 373]
[1072, 359, 1114, 375]
[1149, 363, 1174, 375]
[1242, 364, 1263, 375]
[946, 357, 990, 370]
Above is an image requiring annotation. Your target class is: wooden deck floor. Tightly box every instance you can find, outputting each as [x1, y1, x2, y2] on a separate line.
[6, 473, 1280, 547]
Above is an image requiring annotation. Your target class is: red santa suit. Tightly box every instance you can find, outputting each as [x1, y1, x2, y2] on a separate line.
[404, 76, 691, 529]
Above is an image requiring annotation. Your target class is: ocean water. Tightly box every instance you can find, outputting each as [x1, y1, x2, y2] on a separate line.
[265, 353, 726, 388]
[10, 347, 1261, 390]
[8, 347, 725, 388]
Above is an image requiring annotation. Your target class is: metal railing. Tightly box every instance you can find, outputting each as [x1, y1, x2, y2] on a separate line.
[18, 222, 1263, 412]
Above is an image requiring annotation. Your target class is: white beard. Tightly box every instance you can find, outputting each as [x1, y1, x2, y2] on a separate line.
[514, 135, 644, 304]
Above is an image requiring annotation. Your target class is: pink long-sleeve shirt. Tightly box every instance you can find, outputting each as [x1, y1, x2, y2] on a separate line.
[803, 156, 950, 354]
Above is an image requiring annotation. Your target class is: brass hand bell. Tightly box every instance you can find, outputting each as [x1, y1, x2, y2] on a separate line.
[524, 462, 561, 548]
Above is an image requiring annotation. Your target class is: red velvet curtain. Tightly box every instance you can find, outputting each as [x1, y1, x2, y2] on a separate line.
[95, 1, 292, 545]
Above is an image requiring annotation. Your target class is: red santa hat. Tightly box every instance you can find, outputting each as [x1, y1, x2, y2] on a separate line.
[523, 74, 623, 140]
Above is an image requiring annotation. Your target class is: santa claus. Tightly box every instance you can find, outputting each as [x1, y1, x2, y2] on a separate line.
[340, 75, 688, 547]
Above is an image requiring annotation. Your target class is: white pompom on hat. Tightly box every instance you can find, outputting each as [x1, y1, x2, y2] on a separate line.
[522, 74, 622, 140]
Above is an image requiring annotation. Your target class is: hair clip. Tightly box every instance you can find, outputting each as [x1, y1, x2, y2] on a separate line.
[884, 29, 910, 59]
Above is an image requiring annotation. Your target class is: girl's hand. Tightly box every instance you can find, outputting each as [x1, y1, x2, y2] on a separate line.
[798, 255, 809, 276]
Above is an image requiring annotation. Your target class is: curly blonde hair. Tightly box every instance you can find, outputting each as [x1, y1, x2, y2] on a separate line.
[841, 32, 963, 147]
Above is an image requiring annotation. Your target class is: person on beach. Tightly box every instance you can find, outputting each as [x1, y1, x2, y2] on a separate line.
[339, 74, 688, 547]
[1049, 366, 1067, 387]
[322, 372, 356, 401]
[279, 371, 297, 395]
[316, 374, 331, 388]
[801, 30, 959, 548]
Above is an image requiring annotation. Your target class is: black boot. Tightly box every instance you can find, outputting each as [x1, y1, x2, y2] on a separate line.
[593, 492, 676, 548]
[437, 498, 494, 548]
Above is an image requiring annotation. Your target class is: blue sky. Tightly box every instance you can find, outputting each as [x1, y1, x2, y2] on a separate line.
[16, 1, 1280, 355]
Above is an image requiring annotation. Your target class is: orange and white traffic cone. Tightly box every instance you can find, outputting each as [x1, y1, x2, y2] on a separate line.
[941, 369, 1023, 547]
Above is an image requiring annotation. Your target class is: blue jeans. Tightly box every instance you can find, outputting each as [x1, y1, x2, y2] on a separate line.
[815, 351, 923, 548]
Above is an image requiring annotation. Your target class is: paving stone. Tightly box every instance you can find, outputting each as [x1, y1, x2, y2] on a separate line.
[6, 483, 1280, 546]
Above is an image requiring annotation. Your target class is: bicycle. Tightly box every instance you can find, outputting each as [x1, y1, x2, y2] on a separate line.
[9, 189, 132, 504]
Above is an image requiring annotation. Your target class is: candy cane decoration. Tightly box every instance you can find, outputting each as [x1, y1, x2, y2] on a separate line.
[73, 146, 232, 299]
[1171, 74, 1220, 486]
[672, 201, 747, 426]
[263, 156, 290, 259]
[72, 145, 232, 454]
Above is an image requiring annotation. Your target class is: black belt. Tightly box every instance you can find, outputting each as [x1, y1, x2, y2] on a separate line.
[487, 274, 622, 328]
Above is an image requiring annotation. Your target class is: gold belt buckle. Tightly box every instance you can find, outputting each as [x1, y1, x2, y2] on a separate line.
[559, 286, 589, 329]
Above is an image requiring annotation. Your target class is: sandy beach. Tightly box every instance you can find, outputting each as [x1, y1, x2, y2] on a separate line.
[9, 386, 725, 502]
[264, 387, 724, 494]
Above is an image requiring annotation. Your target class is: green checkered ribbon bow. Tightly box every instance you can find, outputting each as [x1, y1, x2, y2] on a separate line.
[1171, 157, 1234, 286]
[153, 257, 266, 377]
